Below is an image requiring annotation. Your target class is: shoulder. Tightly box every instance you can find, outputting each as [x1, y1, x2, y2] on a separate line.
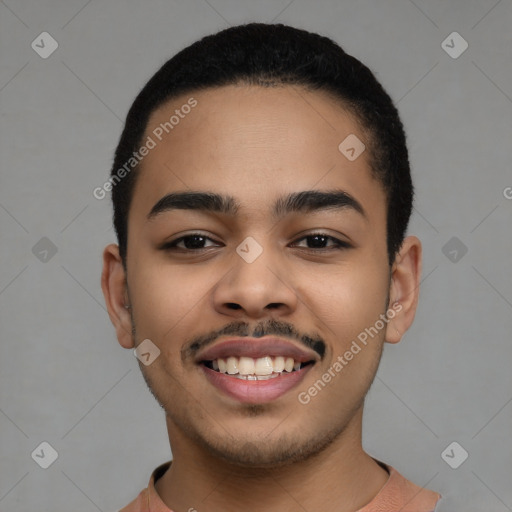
[118, 488, 149, 512]
[379, 465, 441, 512]
[358, 464, 441, 512]
[118, 461, 172, 512]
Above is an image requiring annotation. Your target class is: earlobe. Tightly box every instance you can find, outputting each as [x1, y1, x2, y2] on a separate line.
[384, 236, 422, 344]
[100, 244, 135, 349]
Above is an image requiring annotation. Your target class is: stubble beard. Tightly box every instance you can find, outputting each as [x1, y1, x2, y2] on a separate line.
[130, 309, 385, 470]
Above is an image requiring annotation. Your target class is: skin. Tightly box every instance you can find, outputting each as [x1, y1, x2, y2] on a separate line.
[101, 84, 422, 512]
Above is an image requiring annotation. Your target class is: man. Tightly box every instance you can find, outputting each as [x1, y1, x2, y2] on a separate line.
[101, 23, 442, 512]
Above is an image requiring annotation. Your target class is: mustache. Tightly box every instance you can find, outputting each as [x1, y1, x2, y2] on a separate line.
[181, 318, 326, 362]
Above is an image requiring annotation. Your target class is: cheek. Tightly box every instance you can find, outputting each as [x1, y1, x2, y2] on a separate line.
[298, 261, 389, 334]
[128, 259, 211, 340]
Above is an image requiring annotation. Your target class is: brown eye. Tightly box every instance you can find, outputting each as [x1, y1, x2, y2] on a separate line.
[292, 233, 350, 251]
[163, 234, 221, 251]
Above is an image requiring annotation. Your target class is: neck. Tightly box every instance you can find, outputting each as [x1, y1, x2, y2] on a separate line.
[155, 408, 390, 512]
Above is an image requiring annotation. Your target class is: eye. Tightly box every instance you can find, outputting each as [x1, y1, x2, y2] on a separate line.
[161, 232, 351, 253]
[291, 232, 351, 251]
[162, 233, 221, 251]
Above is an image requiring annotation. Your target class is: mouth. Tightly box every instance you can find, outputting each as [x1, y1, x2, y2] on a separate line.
[195, 337, 320, 404]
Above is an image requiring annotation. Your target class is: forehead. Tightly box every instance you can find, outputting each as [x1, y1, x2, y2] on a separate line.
[129, 84, 385, 225]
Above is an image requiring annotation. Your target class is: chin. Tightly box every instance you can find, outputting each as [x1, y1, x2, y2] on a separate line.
[189, 419, 348, 469]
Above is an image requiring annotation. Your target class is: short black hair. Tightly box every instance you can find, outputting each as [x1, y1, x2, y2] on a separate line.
[110, 22, 413, 268]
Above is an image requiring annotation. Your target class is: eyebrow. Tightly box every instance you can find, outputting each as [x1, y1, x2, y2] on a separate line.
[146, 189, 367, 222]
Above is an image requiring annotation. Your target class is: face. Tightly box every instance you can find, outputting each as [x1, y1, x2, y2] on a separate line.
[104, 84, 411, 468]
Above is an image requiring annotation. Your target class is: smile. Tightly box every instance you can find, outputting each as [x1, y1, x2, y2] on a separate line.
[203, 356, 314, 379]
[200, 356, 315, 404]
[194, 337, 320, 404]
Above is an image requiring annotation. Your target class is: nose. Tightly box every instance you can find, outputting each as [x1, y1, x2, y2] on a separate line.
[212, 241, 298, 319]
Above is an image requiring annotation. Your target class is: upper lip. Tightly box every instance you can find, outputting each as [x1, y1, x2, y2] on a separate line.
[195, 337, 320, 364]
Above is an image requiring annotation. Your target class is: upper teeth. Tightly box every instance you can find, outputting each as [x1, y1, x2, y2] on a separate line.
[212, 356, 301, 376]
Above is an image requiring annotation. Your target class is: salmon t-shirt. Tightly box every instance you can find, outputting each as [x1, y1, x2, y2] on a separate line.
[119, 460, 441, 512]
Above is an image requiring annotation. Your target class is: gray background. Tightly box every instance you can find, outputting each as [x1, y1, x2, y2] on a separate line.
[1, 1, 511, 511]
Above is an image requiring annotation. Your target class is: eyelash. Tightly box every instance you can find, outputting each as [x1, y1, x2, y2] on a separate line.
[162, 232, 351, 253]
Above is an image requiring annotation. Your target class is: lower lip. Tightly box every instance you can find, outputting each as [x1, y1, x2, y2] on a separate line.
[201, 365, 314, 404]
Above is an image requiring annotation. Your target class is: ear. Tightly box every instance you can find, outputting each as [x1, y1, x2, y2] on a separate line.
[384, 235, 422, 344]
[100, 243, 134, 349]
